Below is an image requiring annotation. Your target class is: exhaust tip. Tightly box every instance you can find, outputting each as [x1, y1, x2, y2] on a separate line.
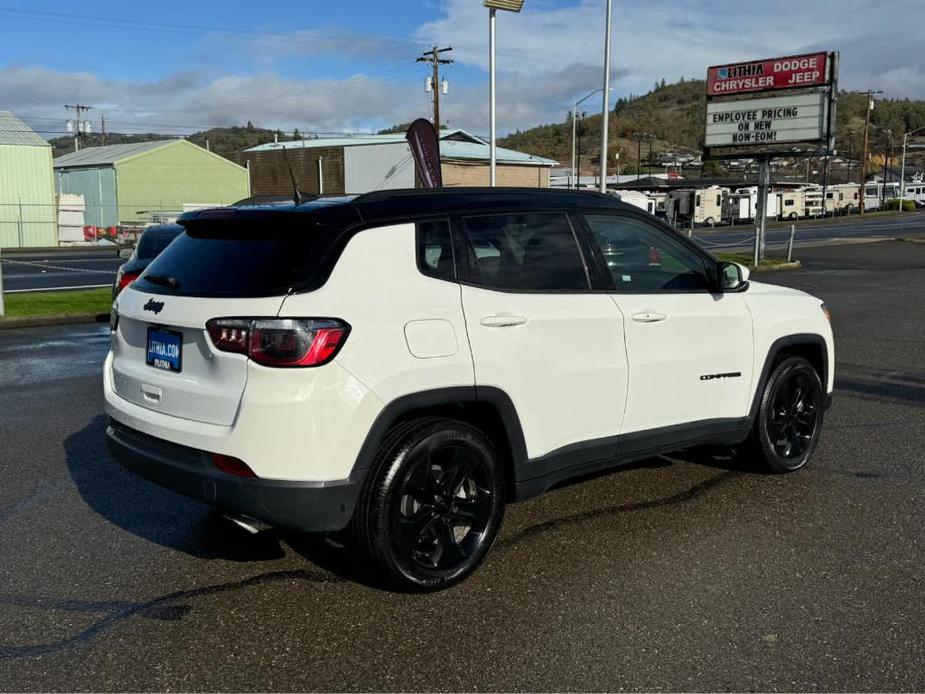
[221, 513, 271, 535]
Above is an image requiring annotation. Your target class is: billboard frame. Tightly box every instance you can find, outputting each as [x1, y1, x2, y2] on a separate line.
[703, 51, 838, 161]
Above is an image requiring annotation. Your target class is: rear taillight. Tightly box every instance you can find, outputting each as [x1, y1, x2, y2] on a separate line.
[206, 318, 349, 368]
[116, 268, 141, 294]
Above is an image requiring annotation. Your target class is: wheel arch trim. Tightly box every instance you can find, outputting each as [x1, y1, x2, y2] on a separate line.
[750, 333, 830, 420]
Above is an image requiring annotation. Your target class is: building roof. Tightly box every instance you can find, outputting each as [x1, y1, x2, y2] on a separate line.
[245, 128, 558, 167]
[53, 140, 178, 168]
[0, 111, 50, 147]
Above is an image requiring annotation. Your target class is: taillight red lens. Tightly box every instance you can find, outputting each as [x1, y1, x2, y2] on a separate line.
[205, 318, 349, 367]
[211, 453, 257, 478]
[116, 269, 140, 293]
[206, 319, 251, 355]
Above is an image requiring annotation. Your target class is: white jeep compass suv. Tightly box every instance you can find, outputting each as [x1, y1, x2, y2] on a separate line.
[105, 188, 834, 591]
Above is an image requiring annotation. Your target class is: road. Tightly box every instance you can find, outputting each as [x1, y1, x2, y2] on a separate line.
[0, 249, 120, 293]
[0, 241, 923, 690]
[1, 213, 924, 293]
[693, 211, 925, 252]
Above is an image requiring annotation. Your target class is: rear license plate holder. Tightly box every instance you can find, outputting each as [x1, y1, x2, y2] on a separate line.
[146, 327, 183, 372]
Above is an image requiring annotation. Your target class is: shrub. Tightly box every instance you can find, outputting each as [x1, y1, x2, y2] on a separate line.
[883, 198, 916, 211]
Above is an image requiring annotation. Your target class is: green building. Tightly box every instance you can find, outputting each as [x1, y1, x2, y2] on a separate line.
[54, 139, 249, 228]
[0, 111, 57, 248]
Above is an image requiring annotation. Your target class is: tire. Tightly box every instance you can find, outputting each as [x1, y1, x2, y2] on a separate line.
[704, 216, 715, 226]
[789, 212, 798, 220]
[351, 417, 506, 591]
[747, 356, 825, 473]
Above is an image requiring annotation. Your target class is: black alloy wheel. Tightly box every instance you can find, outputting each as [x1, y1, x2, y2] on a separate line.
[750, 356, 825, 472]
[395, 441, 495, 573]
[353, 418, 505, 591]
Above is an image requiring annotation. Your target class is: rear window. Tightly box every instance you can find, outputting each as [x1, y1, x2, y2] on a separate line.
[132, 224, 339, 297]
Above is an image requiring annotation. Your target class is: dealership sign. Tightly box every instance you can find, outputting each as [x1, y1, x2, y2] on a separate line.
[705, 92, 828, 147]
[704, 51, 837, 158]
[707, 52, 829, 96]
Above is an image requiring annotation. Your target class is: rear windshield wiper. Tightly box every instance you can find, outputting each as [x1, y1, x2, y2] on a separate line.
[143, 274, 180, 289]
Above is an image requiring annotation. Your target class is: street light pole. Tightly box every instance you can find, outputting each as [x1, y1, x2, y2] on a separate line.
[599, 0, 613, 193]
[898, 126, 925, 212]
[571, 88, 604, 191]
[484, 1, 525, 188]
[488, 7, 497, 187]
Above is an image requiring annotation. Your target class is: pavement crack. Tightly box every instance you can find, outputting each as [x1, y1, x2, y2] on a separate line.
[0, 568, 342, 659]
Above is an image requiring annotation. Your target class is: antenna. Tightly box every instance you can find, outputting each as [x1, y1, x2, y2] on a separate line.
[280, 146, 306, 205]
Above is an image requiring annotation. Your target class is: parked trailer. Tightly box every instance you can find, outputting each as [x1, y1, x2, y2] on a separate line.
[864, 182, 900, 211]
[725, 187, 779, 223]
[612, 190, 656, 215]
[778, 190, 807, 220]
[665, 186, 726, 225]
[823, 184, 861, 215]
[901, 182, 925, 208]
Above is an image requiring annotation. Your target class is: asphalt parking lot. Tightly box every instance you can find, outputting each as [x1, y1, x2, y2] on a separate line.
[0, 240, 923, 691]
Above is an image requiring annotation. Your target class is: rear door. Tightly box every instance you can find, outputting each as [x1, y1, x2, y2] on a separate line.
[581, 211, 754, 434]
[457, 211, 628, 462]
[110, 223, 333, 426]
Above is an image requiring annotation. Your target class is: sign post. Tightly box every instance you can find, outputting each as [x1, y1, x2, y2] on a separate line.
[704, 51, 838, 263]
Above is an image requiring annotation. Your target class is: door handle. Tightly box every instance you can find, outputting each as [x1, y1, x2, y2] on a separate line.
[631, 311, 668, 323]
[480, 314, 528, 328]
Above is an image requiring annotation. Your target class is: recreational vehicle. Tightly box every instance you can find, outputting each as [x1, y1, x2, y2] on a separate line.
[725, 187, 779, 223]
[864, 182, 900, 211]
[612, 190, 656, 215]
[665, 186, 726, 225]
[823, 184, 861, 215]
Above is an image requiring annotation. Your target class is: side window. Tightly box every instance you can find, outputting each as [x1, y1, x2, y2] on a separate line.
[417, 219, 455, 282]
[461, 213, 588, 291]
[584, 213, 712, 293]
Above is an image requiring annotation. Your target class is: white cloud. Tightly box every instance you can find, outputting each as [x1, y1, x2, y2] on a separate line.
[2, 0, 923, 140]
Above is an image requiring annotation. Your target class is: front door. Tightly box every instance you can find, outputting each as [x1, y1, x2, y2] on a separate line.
[581, 211, 754, 434]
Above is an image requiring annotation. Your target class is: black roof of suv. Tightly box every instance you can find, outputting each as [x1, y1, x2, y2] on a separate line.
[178, 188, 632, 231]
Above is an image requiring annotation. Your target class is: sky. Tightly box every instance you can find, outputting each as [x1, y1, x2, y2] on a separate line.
[1, 0, 923, 140]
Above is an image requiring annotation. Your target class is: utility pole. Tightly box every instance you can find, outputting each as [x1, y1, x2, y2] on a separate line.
[858, 90, 882, 216]
[417, 46, 453, 131]
[101, 113, 107, 146]
[65, 104, 92, 151]
[846, 131, 854, 184]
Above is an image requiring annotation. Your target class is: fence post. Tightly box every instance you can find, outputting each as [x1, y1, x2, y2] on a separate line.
[0, 243, 5, 317]
[787, 224, 796, 263]
[17, 197, 24, 249]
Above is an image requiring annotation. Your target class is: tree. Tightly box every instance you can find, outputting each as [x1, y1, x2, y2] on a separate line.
[292, 128, 302, 140]
[246, 120, 255, 130]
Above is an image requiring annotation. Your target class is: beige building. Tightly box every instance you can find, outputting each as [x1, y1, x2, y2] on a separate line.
[236, 129, 556, 196]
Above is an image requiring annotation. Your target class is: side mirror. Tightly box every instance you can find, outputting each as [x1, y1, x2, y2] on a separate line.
[718, 261, 750, 292]
[118, 247, 134, 260]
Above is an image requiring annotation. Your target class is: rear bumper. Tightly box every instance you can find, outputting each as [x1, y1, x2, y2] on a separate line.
[107, 420, 363, 533]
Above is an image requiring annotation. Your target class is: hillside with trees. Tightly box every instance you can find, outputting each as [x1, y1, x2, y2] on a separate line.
[500, 79, 925, 176]
[46, 81, 925, 178]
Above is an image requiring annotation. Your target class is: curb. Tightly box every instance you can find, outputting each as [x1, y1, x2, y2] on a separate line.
[751, 260, 802, 272]
[0, 313, 109, 330]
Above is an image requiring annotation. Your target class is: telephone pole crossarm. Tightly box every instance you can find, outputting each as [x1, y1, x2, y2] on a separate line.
[417, 46, 453, 131]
